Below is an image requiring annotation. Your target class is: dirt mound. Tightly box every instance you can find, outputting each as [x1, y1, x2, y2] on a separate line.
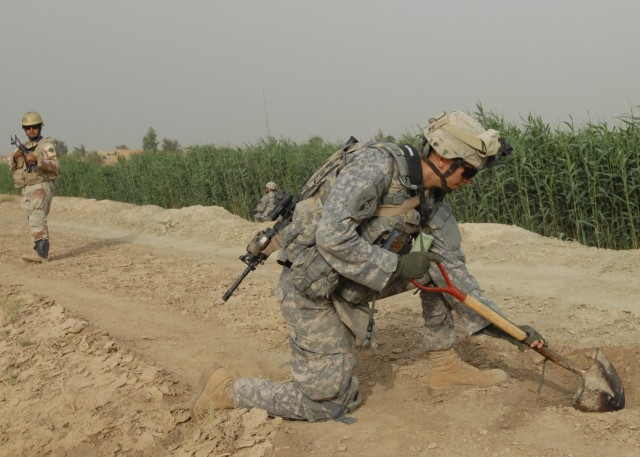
[52, 197, 259, 244]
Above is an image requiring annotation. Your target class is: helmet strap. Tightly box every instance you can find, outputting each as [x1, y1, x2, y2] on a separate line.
[424, 158, 458, 196]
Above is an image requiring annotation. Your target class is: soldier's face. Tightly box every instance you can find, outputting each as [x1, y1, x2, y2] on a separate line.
[23, 124, 41, 140]
[423, 151, 476, 190]
[445, 162, 476, 190]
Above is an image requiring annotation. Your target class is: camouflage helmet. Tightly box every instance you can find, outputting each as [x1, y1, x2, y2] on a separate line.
[21, 111, 44, 127]
[265, 181, 277, 191]
[423, 111, 501, 170]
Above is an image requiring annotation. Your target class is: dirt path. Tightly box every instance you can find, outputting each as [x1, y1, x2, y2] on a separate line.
[1, 195, 638, 456]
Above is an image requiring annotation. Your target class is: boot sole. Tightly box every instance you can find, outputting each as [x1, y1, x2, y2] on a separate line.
[21, 255, 48, 263]
[188, 362, 223, 421]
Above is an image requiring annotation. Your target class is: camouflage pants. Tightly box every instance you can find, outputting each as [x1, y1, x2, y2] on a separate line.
[416, 245, 504, 351]
[233, 253, 500, 421]
[419, 289, 479, 351]
[234, 268, 360, 422]
[21, 181, 54, 243]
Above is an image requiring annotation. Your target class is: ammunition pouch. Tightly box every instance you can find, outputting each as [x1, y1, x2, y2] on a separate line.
[278, 195, 338, 298]
[279, 195, 323, 264]
[289, 245, 340, 299]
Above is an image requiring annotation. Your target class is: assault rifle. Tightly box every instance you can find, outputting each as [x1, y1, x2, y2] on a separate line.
[10, 135, 36, 172]
[222, 191, 296, 301]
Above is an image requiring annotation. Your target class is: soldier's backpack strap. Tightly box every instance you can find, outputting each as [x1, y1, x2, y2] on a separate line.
[372, 143, 428, 219]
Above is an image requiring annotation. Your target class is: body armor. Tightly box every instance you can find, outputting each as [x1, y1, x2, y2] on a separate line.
[278, 142, 423, 301]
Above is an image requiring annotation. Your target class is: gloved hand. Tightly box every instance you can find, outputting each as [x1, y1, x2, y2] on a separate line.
[13, 149, 23, 161]
[390, 251, 442, 282]
[520, 324, 545, 349]
[483, 323, 546, 351]
[25, 153, 38, 165]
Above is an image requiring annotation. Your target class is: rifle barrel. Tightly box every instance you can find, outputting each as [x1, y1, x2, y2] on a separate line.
[222, 263, 254, 301]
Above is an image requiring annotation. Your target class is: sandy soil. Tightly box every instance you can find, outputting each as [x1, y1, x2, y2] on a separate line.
[1, 194, 639, 457]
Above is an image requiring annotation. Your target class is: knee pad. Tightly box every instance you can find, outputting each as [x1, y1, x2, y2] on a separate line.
[305, 376, 361, 423]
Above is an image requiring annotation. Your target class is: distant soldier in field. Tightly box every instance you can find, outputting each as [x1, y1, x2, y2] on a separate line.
[9, 112, 61, 262]
[253, 181, 278, 222]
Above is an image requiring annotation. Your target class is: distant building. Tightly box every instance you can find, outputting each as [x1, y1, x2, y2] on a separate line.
[96, 149, 143, 166]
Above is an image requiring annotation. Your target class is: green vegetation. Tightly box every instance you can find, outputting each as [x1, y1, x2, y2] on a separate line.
[0, 107, 639, 249]
[52, 139, 68, 156]
[53, 137, 335, 217]
[447, 107, 640, 250]
[0, 164, 13, 195]
[142, 127, 159, 152]
[1, 297, 22, 326]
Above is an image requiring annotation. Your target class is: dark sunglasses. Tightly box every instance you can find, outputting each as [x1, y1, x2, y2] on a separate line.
[461, 164, 479, 180]
[22, 124, 42, 131]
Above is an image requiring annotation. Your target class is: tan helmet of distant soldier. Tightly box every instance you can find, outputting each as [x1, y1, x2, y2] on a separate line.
[423, 111, 501, 170]
[21, 111, 44, 127]
[266, 182, 277, 191]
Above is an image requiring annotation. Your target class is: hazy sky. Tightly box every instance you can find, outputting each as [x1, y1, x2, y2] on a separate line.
[2, 0, 639, 151]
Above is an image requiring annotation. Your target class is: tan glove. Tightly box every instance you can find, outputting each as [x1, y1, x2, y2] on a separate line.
[12, 149, 23, 161]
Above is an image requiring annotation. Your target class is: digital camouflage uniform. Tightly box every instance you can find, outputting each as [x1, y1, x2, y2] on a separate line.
[9, 136, 60, 243]
[232, 144, 504, 421]
[253, 192, 277, 222]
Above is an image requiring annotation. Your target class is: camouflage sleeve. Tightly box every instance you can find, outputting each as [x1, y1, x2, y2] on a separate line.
[36, 139, 60, 174]
[8, 151, 18, 171]
[254, 194, 269, 216]
[426, 203, 504, 319]
[316, 147, 398, 292]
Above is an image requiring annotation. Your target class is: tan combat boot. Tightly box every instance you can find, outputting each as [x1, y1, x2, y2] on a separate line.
[427, 348, 508, 390]
[189, 363, 236, 422]
[21, 252, 48, 263]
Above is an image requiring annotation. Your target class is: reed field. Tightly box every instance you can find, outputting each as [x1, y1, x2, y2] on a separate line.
[448, 108, 640, 250]
[1, 109, 639, 250]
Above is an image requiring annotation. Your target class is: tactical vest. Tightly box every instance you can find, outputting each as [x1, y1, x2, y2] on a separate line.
[278, 141, 422, 301]
[12, 137, 60, 188]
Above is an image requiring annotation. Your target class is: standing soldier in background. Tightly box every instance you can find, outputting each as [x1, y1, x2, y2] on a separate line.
[253, 181, 278, 222]
[9, 112, 61, 262]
